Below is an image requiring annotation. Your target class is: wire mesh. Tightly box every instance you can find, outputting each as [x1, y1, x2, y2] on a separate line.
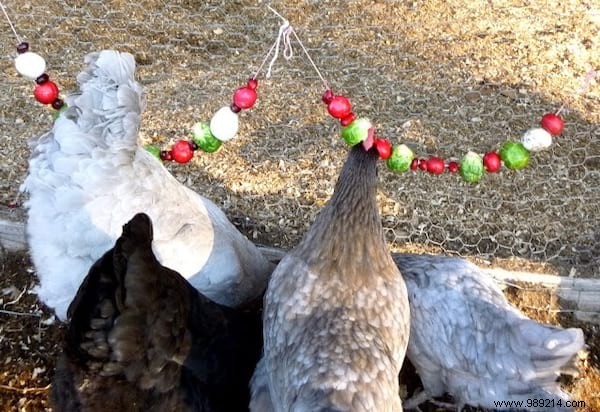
[0, 0, 598, 281]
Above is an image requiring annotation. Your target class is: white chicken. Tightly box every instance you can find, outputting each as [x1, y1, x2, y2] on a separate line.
[21, 50, 274, 320]
[258, 145, 411, 411]
[394, 253, 584, 412]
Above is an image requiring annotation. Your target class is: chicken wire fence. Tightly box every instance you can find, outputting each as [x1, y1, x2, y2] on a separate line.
[0, 1, 599, 284]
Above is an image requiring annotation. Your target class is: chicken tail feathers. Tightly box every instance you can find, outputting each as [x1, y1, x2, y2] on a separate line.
[116, 212, 154, 257]
[502, 322, 585, 411]
[51, 355, 83, 412]
[64, 50, 143, 151]
[60, 213, 193, 395]
[518, 322, 585, 379]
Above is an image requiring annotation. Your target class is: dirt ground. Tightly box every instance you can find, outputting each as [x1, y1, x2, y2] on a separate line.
[0, 0, 599, 410]
[1, 249, 599, 411]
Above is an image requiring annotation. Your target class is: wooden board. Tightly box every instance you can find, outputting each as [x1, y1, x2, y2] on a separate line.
[0, 207, 26, 252]
[2, 206, 599, 324]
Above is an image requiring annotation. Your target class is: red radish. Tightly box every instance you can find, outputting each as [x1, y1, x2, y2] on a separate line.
[426, 157, 445, 174]
[374, 138, 392, 160]
[34, 81, 59, 104]
[233, 87, 257, 109]
[171, 140, 194, 163]
[540, 113, 564, 136]
[483, 152, 501, 172]
[327, 95, 352, 119]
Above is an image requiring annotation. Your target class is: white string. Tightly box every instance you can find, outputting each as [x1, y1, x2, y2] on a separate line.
[290, 29, 330, 91]
[267, 5, 330, 89]
[265, 15, 292, 78]
[252, 39, 279, 80]
[0, 1, 22, 44]
[261, 5, 330, 90]
[252, 6, 294, 80]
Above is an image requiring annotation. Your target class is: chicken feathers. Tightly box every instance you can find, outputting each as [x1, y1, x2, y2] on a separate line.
[51, 213, 263, 411]
[22, 50, 273, 320]
[260, 145, 411, 411]
[394, 253, 584, 411]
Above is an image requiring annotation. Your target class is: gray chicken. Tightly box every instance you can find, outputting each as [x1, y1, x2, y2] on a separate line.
[394, 253, 584, 412]
[52, 213, 263, 411]
[258, 145, 411, 411]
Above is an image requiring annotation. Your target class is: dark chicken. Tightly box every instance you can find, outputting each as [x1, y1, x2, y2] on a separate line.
[52, 213, 263, 411]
